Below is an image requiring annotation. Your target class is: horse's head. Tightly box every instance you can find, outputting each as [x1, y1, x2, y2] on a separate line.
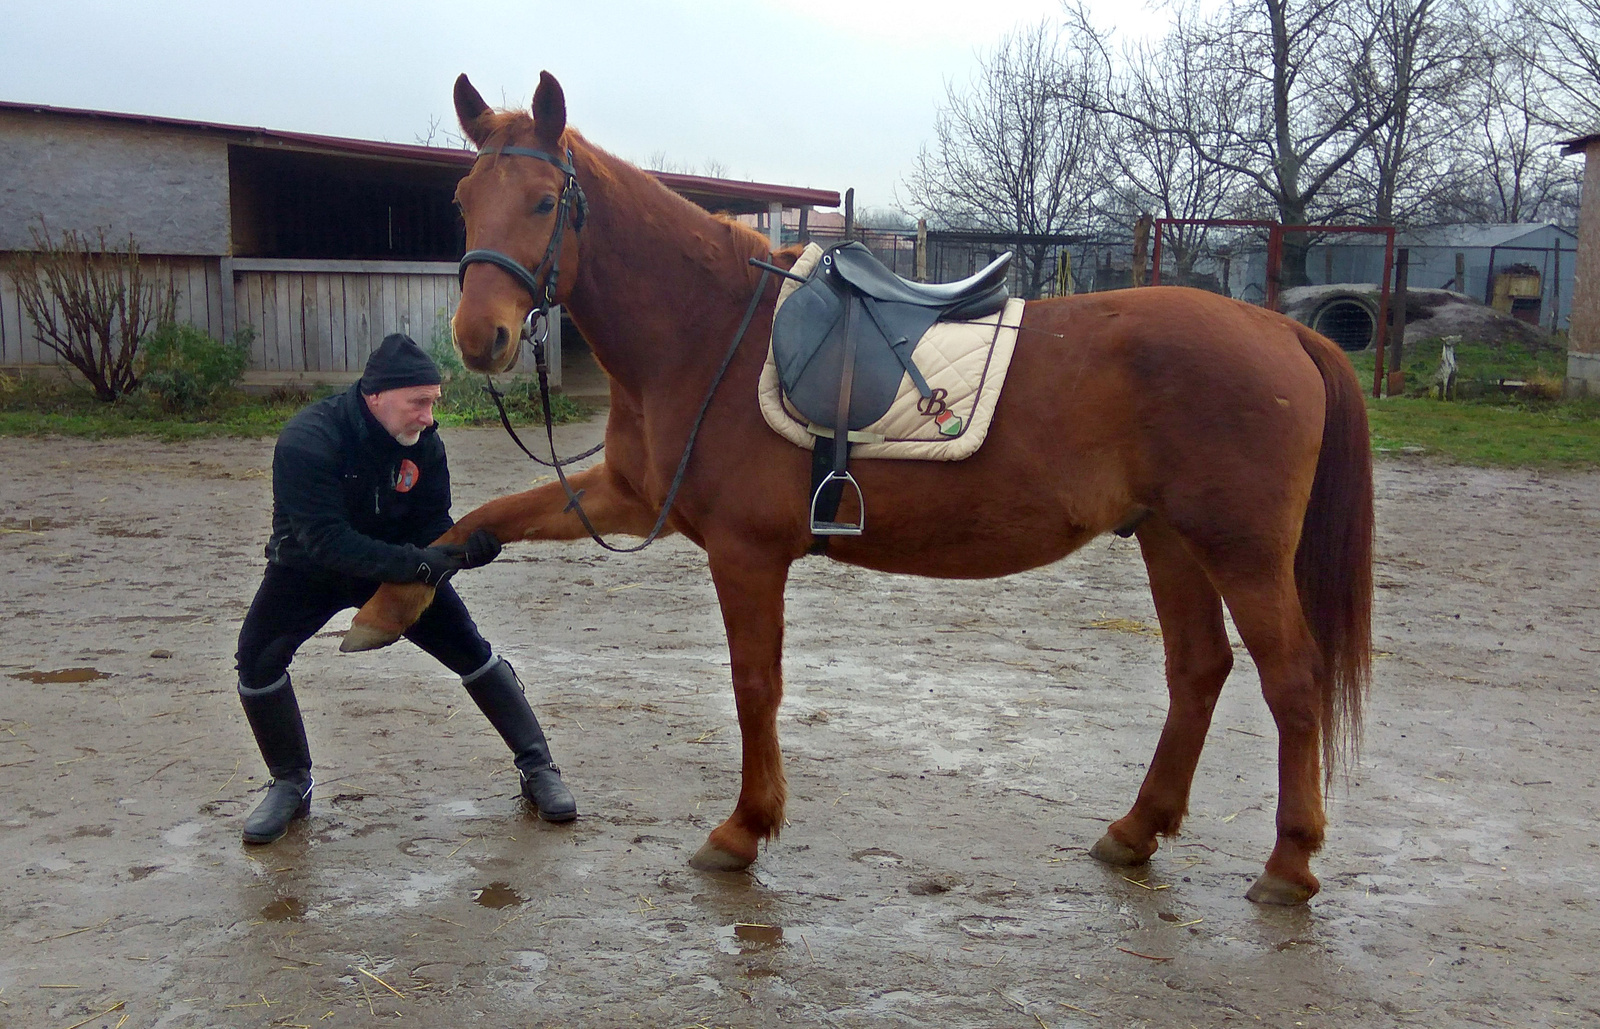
[451, 71, 583, 373]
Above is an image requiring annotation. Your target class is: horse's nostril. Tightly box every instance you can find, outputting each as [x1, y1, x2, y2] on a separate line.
[491, 326, 511, 361]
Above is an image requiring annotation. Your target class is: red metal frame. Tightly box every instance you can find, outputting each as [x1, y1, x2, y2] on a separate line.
[1150, 219, 1397, 397]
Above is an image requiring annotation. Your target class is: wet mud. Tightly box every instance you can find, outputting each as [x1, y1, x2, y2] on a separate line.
[1, 420, 1597, 1027]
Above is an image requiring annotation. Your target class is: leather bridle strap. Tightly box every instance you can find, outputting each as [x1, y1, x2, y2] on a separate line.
[487, 267, 775, 554]
[457, 144, 586, 315]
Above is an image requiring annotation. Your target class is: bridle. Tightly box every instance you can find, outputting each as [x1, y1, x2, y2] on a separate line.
[453, 142, 773, 554]
[457, 144, 588, 374]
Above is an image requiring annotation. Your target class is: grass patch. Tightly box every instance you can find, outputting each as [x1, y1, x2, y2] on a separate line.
[1347, 334, 1600, 468]
[1366, 397, 1600, 468]
[0, 372, 590, 441]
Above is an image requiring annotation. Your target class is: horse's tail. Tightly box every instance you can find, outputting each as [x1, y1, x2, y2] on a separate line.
[1292, 323, 1374, 784]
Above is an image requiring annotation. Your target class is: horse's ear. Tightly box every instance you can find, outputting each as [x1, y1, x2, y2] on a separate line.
[531, 71, 567, 147]
[454, 74, 492, 148]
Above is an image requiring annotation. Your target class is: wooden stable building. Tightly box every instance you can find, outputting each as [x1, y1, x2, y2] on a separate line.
[0, 100, 838, 389]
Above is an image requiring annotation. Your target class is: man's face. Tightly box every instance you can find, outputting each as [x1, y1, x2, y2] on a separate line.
[364, 385, 441, 446]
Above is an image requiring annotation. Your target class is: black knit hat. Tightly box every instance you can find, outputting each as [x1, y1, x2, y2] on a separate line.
[361, 334, 442, 394]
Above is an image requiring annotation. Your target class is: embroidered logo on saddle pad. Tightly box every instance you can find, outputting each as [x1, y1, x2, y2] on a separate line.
[759, 243, 1024, 461]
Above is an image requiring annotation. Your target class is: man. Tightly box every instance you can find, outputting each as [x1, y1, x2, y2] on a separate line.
[234, 333, 575, 844]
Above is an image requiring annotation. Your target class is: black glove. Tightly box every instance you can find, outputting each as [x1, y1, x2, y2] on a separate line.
[412, 529, 501, 587]
[461, 528, 502, 569]
[414, 544, 467, 586]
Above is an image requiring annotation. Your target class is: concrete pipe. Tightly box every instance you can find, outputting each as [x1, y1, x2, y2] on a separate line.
[1310, 296, 1378, 351]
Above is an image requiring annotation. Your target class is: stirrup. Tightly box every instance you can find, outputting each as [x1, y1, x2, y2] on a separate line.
[810, 470, 864, 536]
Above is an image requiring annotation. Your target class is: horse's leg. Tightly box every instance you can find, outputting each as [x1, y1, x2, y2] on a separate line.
[342, 463, 661, 652]
[689, 543, 791, 872]
[1092, 517, 1234, 867]
[1215, 572, 1327, 905]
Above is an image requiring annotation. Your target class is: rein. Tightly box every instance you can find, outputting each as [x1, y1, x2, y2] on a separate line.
[458, 142, 773, 553]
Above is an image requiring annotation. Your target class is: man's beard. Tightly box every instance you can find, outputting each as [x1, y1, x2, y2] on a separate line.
[396, 430, 423, 447]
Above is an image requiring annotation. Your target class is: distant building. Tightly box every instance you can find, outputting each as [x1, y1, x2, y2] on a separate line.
[1236, 223, 1576, 332]
[0, 100, 837, 386]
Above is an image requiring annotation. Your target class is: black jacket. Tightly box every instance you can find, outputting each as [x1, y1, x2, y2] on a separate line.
[265, 383, 454, 582]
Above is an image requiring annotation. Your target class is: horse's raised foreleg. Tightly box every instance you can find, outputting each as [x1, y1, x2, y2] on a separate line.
[341, 462, 662, 652]
[1219, 573, 1327, 905]
[689, 543, 791, 872]
[1092, 518, 1234, 867]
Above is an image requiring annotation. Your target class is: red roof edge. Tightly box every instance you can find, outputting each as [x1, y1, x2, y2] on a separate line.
[0, 99, 840, 208]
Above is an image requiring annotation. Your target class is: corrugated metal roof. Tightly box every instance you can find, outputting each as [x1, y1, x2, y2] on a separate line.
[1394, 222, 1576, 249]
[0, 99, 840, 210]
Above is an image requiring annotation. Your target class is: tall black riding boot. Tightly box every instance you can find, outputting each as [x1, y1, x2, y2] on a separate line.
[238, 673, 313, 844]
[462, 656, 577, 822]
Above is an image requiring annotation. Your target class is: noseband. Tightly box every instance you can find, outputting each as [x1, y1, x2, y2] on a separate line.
[457, 144, 589, 346]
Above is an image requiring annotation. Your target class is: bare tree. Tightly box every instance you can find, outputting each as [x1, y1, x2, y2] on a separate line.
[1449, 10, 1581, 224]
[9, 222, 177, 402]
[903, 19, 1110, 297]
[1356, 0, 1481, 225]
[1520, 0, 1600, 132]
[1084, 2, 1256, 286]
[1092, 0, 1406, 284]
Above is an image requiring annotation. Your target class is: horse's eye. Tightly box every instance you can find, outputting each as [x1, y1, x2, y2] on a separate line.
[534, 196, 556, 215]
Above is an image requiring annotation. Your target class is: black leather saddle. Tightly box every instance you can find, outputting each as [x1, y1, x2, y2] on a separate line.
[769, 241, 1012, 540]
[772, 242, 1012, 432]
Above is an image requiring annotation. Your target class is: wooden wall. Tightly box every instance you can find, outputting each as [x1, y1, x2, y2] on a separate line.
[230, 259, 458, 374]
[0, 256, 224, 366]
[2, 257, 459, 376]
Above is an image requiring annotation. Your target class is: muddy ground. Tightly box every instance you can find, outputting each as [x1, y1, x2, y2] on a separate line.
[1, 415, 1597, 1029]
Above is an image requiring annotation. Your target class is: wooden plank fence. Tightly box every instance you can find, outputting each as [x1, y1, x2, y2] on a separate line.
[0, 257, 496, 381]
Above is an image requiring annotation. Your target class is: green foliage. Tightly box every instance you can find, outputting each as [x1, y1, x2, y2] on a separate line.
[0, 371, 309, 441]
[136, 323, 253, 413]
[425, 304, 586, 427]
[427, 305, 467, 380]
[1348, 336, 1569, 400]
[434, 373, 586, 428]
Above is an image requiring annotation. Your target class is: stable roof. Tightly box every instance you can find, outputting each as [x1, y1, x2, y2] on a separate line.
[1395, 222, 1576, 250]
[0, 99, 840, 214]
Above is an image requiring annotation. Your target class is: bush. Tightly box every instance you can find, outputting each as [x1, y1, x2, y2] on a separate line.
[137, 323, 252, 413]
[10, 222, 178, 402]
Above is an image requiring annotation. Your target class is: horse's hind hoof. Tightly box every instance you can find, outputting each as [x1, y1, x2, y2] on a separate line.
[1245, 872, 1317, 906]
[689, 841, 755, 872]
[1089, 832, 1152, 867]
[340, 624, 401, 653]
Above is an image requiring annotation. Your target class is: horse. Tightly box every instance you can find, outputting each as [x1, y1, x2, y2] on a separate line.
[342, 71, 1374, 906]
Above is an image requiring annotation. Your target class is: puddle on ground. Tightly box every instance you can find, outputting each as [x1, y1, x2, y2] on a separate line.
[11, 668, 110, 684]
[441, 800, 481, 818]
[716, 922, 784, 953]
[473, 882, 526, 909]
[261, 896, 306, 921]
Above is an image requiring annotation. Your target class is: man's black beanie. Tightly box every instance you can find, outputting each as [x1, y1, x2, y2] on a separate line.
[361, 334, 442, 394]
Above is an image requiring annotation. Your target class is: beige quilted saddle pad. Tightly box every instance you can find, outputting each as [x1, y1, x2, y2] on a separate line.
[758, 243, 1025, 460]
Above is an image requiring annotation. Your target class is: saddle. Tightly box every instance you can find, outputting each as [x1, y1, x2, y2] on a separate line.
[769, 241, 1012, 540]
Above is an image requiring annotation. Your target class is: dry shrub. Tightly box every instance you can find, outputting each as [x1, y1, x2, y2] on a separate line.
[1518, 369, 1565, 401]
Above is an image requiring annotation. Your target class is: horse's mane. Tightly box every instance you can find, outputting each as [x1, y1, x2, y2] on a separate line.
[476, 110, 772, 285]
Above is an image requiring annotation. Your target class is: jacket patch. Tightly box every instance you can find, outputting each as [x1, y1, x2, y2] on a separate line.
[393, 459, 420, 493]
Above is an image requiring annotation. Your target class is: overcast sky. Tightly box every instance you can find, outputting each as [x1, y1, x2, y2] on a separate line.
[0, 0, 1163, 212]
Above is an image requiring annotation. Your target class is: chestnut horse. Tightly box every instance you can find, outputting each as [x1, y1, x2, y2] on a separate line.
[344, 71, 1373, 905]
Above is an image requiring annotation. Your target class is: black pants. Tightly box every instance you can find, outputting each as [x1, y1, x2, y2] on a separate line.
[236, 562, 493, 689]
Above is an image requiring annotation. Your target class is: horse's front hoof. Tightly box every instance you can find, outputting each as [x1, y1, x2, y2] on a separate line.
[1245, 871, 1317, 906]
[340, 624, 401, 653]
[689, 840, 755, 872]
[1089, 832, 1152, 867]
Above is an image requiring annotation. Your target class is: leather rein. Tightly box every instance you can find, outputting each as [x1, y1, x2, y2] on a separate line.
[456, 144, 772, 554]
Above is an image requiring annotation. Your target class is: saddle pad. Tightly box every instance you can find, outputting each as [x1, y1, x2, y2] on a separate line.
[759, 243, 1025, 461]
